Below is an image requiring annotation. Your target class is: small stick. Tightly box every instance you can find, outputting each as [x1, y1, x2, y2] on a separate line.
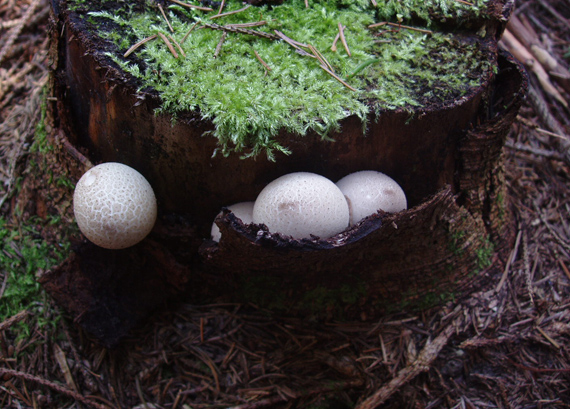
[274, 30, 309, 49]
[203, 22, 279, 40]
[536, 326, 561, 349]
[214, 32, 227, 58]
[227, 21, 268, 28]
[309, 44, 334, 73]
[454, 0, 474, 5]
[319, 64, 357, 92]
[216, 0, 226, 15]
[158, 32, 179, 58]
[338, 23, 351, 56]
[167, 0, 213, 12]
[0, 310, 28, 332]
[254, 50, 271, 71]
[274, 30, 314, 57]
[210, 4, 251, 19]
[331, 32, 340, 51]
[169, 34, 186, 57]
[158, 3, 174, 32]
[124, 34, 158, 57]
[369, 22, 433, 34]
[305, 0, 309, 7]
[496, 229, 522, 292]
[181, 22, 198, 44]
[0, 368, 108, 409]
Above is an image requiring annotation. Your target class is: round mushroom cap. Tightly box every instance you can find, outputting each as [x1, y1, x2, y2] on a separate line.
[73, 162, 157, 249]
[336, 170, 407, 226]
[211, 201, 255, 242]
[253, 172, 349, 240]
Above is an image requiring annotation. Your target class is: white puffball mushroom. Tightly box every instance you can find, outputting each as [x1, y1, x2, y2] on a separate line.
[253, 172, 349, 240]
[211, 201, 255, 242]
[73, 162, 157, 249]
[336, 170, 407, 226]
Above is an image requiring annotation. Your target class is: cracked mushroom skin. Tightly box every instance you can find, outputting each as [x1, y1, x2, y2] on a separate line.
[252, 172, 349, 240]
[73, 162, 157, 249]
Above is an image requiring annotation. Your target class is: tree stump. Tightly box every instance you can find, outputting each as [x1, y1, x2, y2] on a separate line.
[44, 0, 527, 345]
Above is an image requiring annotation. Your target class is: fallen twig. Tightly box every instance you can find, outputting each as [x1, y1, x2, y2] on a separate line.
[210, 4, 251, 20]
[169, 34, 186, 57]
[214, 32, 227, 58]
[167, 0, 213, 12]
[254, 50, 271, 72]
[320, 63, 357, 92]
[0, 310, 29, 331]
[355, 321, 457, 409]
[124, 34, 158, 58]
[203, 22, 279, 40]
[0, 368, 110, 409]
[274, 30, 313, 57]
[338, 23, 351, 56]
[158, 32, 179, 58]
[500, 29, 568, 109]
[368, 21, 433, 34]
[158, 3, 174, 32]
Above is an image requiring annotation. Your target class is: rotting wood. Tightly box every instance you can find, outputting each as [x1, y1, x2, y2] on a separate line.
[46, 0, 524, 346]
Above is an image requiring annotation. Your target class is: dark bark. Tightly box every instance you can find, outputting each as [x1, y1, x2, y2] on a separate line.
[43, 0, 527, 345]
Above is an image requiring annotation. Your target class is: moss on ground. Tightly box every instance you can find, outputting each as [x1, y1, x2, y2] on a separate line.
[0, 98, 78, 338]
[68, 0, 493, 158]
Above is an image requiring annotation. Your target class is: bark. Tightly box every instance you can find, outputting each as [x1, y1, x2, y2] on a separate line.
[43, 0, 527, 345]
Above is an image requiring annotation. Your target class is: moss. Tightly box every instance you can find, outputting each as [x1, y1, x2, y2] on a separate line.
[68, 0, 493, 158]
[0, 94, 78, 338]
[300, 280, 367, 314]
[449, 230, 467, 256]
[240, 273, 367, 315]
[475, 236, 494, 270]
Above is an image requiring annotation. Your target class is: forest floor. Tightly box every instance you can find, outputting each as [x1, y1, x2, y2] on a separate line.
[1, 0, 570, 408]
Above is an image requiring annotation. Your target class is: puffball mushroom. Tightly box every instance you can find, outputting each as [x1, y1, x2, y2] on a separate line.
[336, 170, 407, 226]
[211, 201, 255, 242]
[253, 172, 349, 240]
[73, 162, 157, 249]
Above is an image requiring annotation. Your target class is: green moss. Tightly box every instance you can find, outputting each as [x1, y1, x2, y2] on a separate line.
[300, 280, 367, 314]
[0, 95, 77, 338]
[240, 273, 367, 315]
[69, 0, 493, 158]
[0, 219, 69, 323]
[449, 230, 466, 256]
[475, 236, 494, 270]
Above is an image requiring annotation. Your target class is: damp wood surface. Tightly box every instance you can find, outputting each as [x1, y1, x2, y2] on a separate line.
[47, 0, 526, 335]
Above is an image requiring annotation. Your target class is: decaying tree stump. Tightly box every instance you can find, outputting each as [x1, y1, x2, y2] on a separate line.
[43, 0, 527, 345]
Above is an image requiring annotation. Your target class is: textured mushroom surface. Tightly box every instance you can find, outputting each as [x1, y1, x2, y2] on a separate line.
[336, 170, 407, 226]
[73, 162, 157, 249]
[252, 172, 349, 239]
[211, 201, 255, 242]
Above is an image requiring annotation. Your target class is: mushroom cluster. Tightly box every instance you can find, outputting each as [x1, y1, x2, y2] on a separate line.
[211, 170, 407, 242]
[73, 162, 157, 249]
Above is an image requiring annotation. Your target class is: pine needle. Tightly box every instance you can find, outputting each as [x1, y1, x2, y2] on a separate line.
[158, 32, 179, 58]
[123, 34, 158, 58]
